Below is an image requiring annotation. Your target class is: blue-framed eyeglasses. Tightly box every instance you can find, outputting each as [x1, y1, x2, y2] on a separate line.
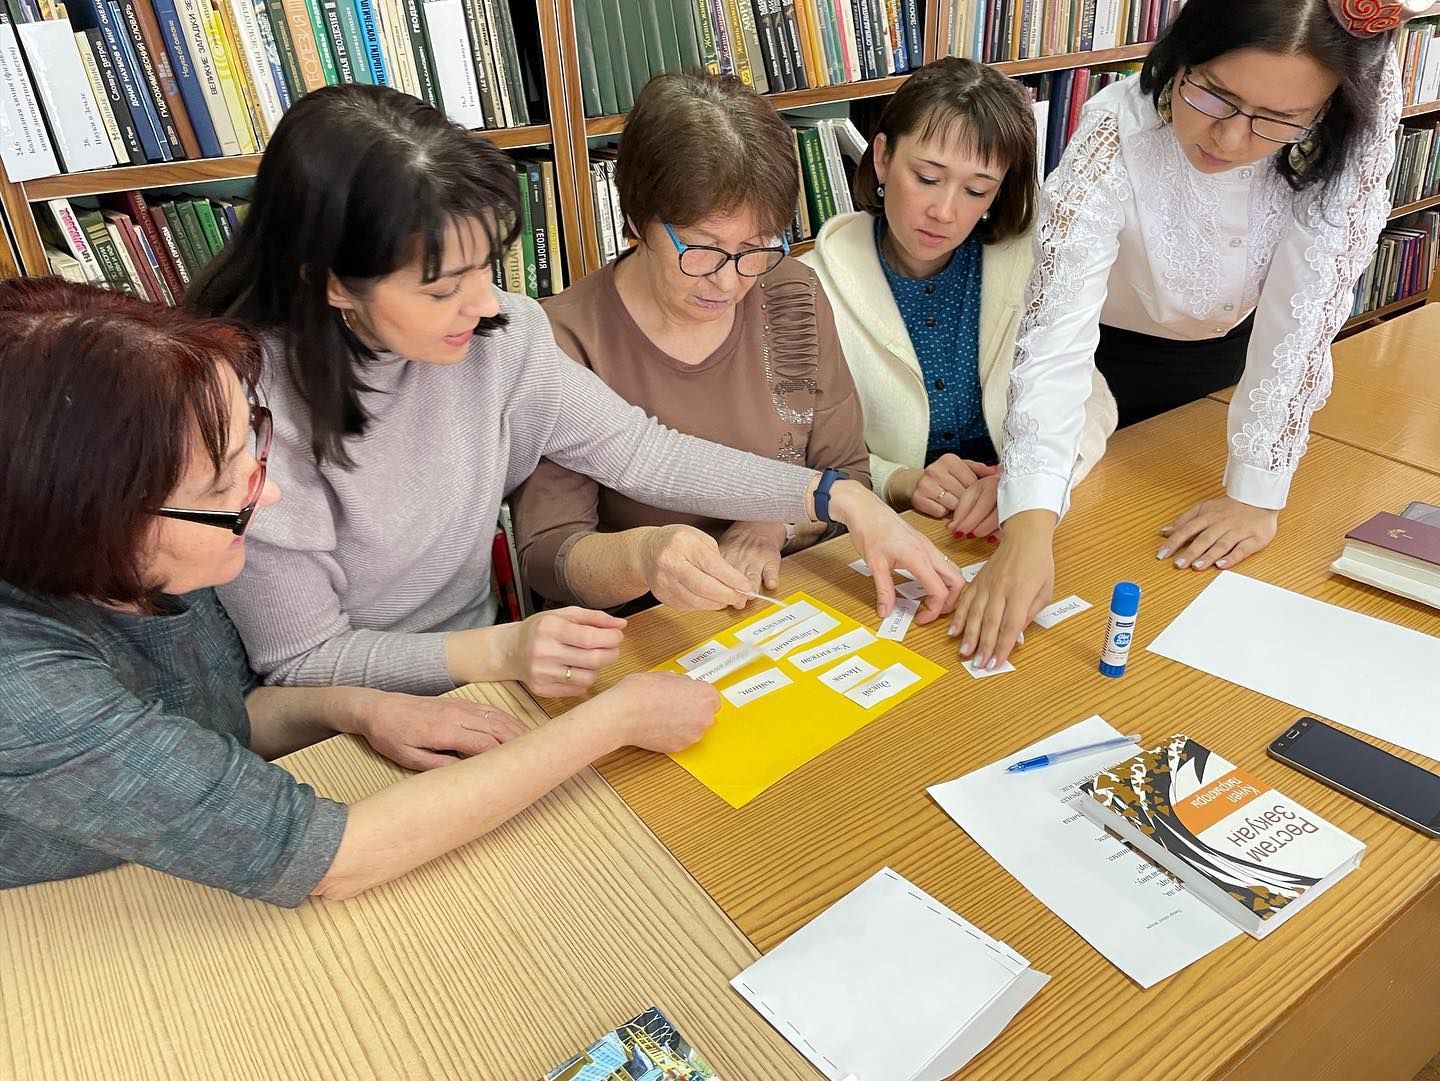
[663, 222, 789, 278]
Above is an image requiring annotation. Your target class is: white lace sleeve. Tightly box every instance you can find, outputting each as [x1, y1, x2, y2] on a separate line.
[998, 107, 1130, 522]
[1225, 49, 1402, 510]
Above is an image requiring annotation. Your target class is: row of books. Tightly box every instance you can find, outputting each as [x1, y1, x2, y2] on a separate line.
[572, 0, 923, 118]
[43, 157, 565, 301]
[1389, 120, 1440, 210]
[944, 0, 1180, 65]
[1021, 63, 1130, 176]
[0, 0, 535, 182]
[1351, 209, 1440, 318]
[1395, 17, 1440, 108]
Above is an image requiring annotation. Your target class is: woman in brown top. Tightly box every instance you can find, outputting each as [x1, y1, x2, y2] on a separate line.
[514, 73, 871, 611]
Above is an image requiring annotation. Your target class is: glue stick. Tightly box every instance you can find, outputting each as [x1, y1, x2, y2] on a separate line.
[1098, 582, 1141, 678]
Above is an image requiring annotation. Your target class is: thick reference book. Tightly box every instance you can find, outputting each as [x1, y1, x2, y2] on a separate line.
[1331, 510, 1440, 610]
[1079, 734, 1365, 939]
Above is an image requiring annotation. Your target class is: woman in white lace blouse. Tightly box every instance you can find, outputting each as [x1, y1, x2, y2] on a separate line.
[950, 0, 1420, 669]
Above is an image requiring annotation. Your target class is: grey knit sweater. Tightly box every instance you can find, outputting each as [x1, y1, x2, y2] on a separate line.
[217, 291, 817, 694]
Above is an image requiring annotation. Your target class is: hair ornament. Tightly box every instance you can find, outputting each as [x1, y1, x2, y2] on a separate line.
[1327, 0, 1431, 38]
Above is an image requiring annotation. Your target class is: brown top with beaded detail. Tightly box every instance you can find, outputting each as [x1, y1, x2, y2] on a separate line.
[510, 254, 870, 608]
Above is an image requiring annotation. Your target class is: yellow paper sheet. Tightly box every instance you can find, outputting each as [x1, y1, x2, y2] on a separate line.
[655, 592, 945, 808]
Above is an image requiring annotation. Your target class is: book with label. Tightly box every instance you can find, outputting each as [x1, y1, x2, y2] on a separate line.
[1079, 733, 1365, 939]
[1331, 510, 1440, 609]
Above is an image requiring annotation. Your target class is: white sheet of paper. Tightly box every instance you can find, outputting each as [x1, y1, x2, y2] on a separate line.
[790, 627, 876, 672]
[731, 868, 1048, 1081]
[877, 597, 920, 641]
[735, 601, 821, 645]
[1148, 572, 1440, 761]
[818, 657, 879, 693]
[845, 663, 920, 709]
[722, 667, 793, 707]
[961, 561, 987, 582]
[927, 716, 1240, 988]
[964, 657, 1016, 679]
[678, 639, 725, 670]
[761, 611, 841, 660]
[1033, 595, 1092, 629]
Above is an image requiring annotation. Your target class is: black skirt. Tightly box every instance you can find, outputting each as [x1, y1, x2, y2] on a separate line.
[1095, 316, 1254, 429]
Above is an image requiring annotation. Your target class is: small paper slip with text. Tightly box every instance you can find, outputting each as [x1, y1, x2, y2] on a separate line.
[761, 612, 841, 660]
[927, 716, 1240, 987]
[845, 663, 920, 708]
[723, 668, 793, 707]
[964, 657, 1016, 680]
[678, 640, 725, 670]
[732, 868, 1048, 1081]
[877, 597, 920, 641]
[736, 601, 821, 645]
[1034, 595, 1091, 629]
[790, 627, 875, 671]
[818, 657, 879, 693]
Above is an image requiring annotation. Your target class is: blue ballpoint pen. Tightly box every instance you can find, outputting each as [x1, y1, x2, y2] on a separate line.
[1006, 733, 1144, 773]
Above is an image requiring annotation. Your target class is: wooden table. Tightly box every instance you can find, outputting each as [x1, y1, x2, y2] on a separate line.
[1214, 303, 1440, 476]
[0, 681, 816, 1081]
[547, 399, 1440, 1081]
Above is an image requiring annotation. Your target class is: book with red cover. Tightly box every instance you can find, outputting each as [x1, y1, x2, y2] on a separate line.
[1332, 510, 1440, 609]
[1346, 511, 1440, 567]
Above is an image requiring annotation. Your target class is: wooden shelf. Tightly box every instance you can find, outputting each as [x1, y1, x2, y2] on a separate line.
[1341, 292, 1427, 334]
[1402, 100, 1440, 119]
[1390, 192, 1440, 219]
[790, 238, 815, 257]
[22, 124, 553, 201]
[989, 41, 1151, 78]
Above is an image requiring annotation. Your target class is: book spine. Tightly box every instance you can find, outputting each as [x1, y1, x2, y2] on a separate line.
[720, 0, 753, 86]
[79, 209, 136, 291]
[75, 30, 129, 162]
[331, 0, 372, 80]
[591, 161, 616, 262]
[128, 219, 176, 302]
[123, 0, 200, 157]
[351, 0, 386, 83]
[147, 204, 191, 283]
[848, 0, 870, 78]
[691, 0, 717, 72]
[204, 0, 261, 150]
[525, 161, 549, 295]
[791, 0, 820, 87]
[228, 0, 287, 132]
[478, 0, 512, 125]
[491, 0, 527, 123]
[319, 0, 359, 80]
[539, 158, 563, 290]
[104, 212, 162, 300]
[47, 200, 105, 281]
[173, 0, 243, 153]
[748, 0, 777, 87]
[670, 0, 701, 72]
[17, 19, 118, 170]
[277, 0, 326, 89]
[374, 0, 416, 95]
[735, 0, 768, 91]
[420, 0, 481, 126]
[0, 16, 60, 181]
[108, 2, 181, 163]
[174, 197, 212, 269]
[151, 0, 223, 155]
[261, 0, 306, 100]
[398, 0, 440, 106]
[458, 0, 497, 126]
[82, 28, 145, 163]
[119, 190, 186, 297]
[780, 0, 805, 87]
[215, 0, 266, 140]
[161, 200, 200, 275]
[572, 0, 600, 115]
[514, 164, 536, 297]
[298, 0, 339, 83]
[192, 196, 226, 254]
[99, 1, 170, 160]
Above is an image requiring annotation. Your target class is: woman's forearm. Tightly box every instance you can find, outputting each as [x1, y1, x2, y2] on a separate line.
[245, 686, 382, 759]
[552, 527, 659, 609]
[313, 698, 628, 900]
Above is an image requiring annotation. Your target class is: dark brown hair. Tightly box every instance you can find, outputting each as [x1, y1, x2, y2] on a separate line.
[855, 58, 1037, 244]
[1141, 0, 1388, 192]
[0, 277, 261, 606]
[189, 84, 522, 467]
[618, 72, 800, 240]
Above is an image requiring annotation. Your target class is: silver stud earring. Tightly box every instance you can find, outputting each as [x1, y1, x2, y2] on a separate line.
[876, 183, 885, 199]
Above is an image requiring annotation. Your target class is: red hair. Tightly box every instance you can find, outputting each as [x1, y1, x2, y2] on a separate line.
[0, 278, 262, 604]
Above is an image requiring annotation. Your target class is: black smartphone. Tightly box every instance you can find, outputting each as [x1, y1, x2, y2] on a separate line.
[1269, 718, 1440, 838]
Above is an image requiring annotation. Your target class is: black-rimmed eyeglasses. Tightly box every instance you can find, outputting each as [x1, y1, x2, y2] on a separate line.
[664, 222, 790, 277]
[1178, 71, 1315, 145]
[154, 404, 273, 537]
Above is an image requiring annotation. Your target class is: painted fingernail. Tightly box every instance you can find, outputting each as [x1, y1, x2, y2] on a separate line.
[947, 625, 959, 637]
[1217, 559, 1228, 568]
[961, 642, 974, 655]
[987, 657, 998, 670]
[1157, 548, 1170, 559]
[987, 536, 997, 544]
[1175, 558, 1188, 569]
[1193, 561, 1207, 570]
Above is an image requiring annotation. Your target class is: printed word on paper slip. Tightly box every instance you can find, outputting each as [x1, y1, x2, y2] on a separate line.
[657, 592, 945, 807]
[732, 868, 1048, 1081]
[928, 715, 1240, 988]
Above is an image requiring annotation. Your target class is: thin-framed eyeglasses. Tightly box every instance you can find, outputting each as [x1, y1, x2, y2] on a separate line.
[1178, 71, 1315, 145]
[663, 222, 790, 277]
[154, 403, 273, 537]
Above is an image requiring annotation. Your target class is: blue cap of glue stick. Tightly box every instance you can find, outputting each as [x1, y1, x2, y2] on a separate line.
[1098, 581, 1141, 678]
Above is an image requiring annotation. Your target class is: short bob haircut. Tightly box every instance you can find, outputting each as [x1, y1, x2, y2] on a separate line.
[618, 72, 800, 242]
[1141, 0, 1389, 191]
[854, 57, 1038, 245]
[188, 84, 523, 467]
[0, 277, 261, 607]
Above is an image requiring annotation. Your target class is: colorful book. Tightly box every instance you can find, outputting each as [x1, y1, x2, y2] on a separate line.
[81, 25, 145, 163]
[543, 1007, 720, 1081]
[1079, 734, 1365, 939]
[151, 0, 223, 155]
[119, 0, 198, 157]
[397, 0, 441, 107]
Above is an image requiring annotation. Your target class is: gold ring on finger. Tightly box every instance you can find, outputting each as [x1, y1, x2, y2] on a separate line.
[564, 666, 573, 681]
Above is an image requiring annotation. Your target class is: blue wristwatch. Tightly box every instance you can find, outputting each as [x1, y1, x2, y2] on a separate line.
[813, 468, 849, 525]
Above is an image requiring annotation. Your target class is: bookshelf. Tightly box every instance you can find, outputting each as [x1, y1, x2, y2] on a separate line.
[1, 0, 1438, 337]
[0, 0, 585, 290]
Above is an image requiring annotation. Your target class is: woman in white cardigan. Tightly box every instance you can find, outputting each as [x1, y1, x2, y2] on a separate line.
[804, 58, 1116, 543]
